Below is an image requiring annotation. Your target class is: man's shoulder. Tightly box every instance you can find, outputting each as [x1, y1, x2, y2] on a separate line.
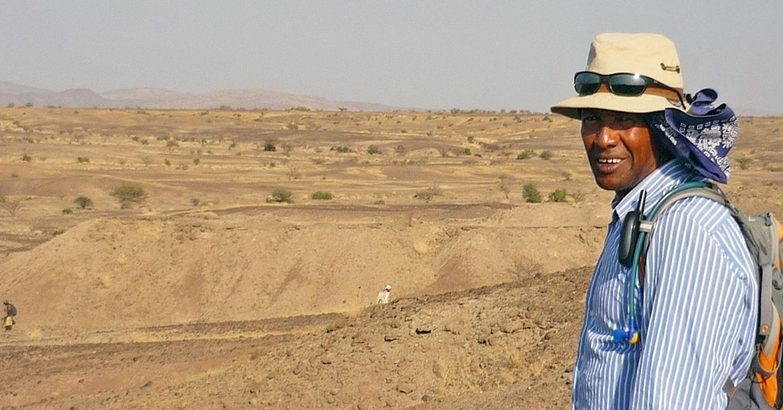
[652, 194, 753, 272]
[658, 194, 734, 232]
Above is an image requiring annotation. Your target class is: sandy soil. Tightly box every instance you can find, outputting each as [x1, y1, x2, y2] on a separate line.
[0, 107, 781, 409]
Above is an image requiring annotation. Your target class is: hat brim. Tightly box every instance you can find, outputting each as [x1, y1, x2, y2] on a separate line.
[551, 92, 683, 119]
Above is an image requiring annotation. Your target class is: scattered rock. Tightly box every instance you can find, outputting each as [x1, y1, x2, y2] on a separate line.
[396, 383, 414, 394]
[384, 335, 398, 342]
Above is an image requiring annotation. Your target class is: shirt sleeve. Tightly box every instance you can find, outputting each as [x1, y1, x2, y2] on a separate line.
[630, 202, 756, 409]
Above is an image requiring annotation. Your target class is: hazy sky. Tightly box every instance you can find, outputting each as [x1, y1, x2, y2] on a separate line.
[1, 1, 781, 114]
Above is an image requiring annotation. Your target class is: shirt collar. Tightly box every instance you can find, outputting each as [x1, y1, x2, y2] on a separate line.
[611, 159, 703, 222]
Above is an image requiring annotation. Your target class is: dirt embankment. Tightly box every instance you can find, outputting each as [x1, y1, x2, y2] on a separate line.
[0, 202, 605, 337]
[0, 268, 589, 409]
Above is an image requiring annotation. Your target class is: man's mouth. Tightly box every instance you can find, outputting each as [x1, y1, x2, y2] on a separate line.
[595, 157, 624, 173]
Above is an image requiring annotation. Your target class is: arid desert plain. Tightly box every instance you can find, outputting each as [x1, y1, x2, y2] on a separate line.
[1, 107, 782, 409]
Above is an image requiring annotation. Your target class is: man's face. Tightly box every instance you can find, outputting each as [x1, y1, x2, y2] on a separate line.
[580, 109, 663, 200]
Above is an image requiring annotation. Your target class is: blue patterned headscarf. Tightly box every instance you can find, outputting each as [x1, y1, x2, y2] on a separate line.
[647, 89, 739, 184]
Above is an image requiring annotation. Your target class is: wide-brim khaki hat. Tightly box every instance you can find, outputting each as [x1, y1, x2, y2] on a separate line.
[551, 33, 686, 119]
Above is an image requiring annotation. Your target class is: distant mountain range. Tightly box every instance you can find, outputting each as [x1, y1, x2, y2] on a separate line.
[0, 80, 400, 111]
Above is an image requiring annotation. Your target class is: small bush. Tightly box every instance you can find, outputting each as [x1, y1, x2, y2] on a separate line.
[286, 122, 299, 130]
[517, 150, 535, 160]
[193, 158, 200, 166]
[414, 184, 442, 201]
[21, 153, 32, 162]
[267, 189, 293, 203]
[332, 145, 352, 153]
[539, 150, 553, 160]
[312, 191, 333, 200]
[264, 142, 277, 152]
[74, 196, 93, 209]
[62, 208, 73, 215]
[523, 183, 542, 203]
[367, 145, 381, 155]
[549, 188, 568, 202]
[395, 144, 406, 154]
[77, 156, 90, 163]
[111, 184, 146, 205]
[736, 157, 752, 170]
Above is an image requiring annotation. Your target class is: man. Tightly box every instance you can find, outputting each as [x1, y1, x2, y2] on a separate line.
[377, 284, 391, 304]
[3, 300, 16, 331]
[551, 33, 757, 409]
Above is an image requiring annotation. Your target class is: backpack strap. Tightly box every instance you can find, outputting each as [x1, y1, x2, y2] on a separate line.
[638, 182, 727, 263]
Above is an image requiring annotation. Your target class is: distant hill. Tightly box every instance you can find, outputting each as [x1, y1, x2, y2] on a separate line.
[0, 80, 401, 111]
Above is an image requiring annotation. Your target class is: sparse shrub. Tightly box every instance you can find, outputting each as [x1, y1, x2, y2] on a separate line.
[312, 191, 333, 200]
[462, 148, 472, 155]
[736, 157, 752, 170]
[193, 158, 200, 166]
[286, 122, 299, 130]
[166, 140, 179, 148]
[191, 198, 201, 206]
[549, 188, 568, 202]
[523, 183, 542, 203]
[52, 228, 66, 236]
[367, 145, 381, 155]
[517, 150, 535, 160]
[77, 157, 90, 163]
[111, 183, 146, 207]
[414, 184, 442, 201]
[1, 198, 21, 216]
[395, 144, 406, 155]
[374, 199, 386, 205]
[539, 150, 553, 160]
[62, 208, 73, 215]
[498, 177, 510, 199]
[332, 145, 352, 153]
[467, 135, 475, 143]
[74, 196, 93, 209]
[164, 159, 171, 166]
[287, 167, 301, 181]
[480, 142, 499, 152]
[267, 189, 293, 203]
[21, 153, 32, 162]
[264, 142, 277, 152]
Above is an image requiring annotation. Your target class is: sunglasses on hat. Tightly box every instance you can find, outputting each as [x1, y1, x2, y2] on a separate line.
[574, 71, 685, 108]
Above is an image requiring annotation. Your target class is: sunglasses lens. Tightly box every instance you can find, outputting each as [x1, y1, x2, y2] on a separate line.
[574, 72, 601, 95]
[608, 74, 648, 96]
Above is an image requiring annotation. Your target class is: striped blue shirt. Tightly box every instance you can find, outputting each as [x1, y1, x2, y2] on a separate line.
[572, 160, 758, 410]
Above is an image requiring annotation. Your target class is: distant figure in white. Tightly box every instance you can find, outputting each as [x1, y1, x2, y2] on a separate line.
[377, 284, 392, 304]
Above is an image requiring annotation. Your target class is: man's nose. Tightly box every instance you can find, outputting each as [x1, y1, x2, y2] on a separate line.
[594, 124, 620, 147]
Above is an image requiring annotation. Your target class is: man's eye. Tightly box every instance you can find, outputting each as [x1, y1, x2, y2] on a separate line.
[616, 116, 639, 125]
